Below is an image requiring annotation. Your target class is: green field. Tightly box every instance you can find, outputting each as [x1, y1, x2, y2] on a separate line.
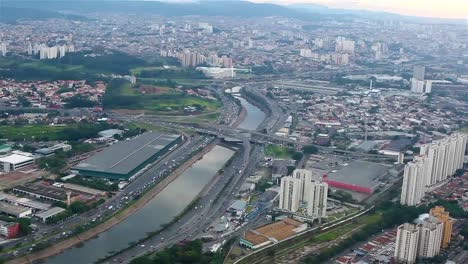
[0, 123, 114, 141]
[0, 124, 73, 141]
[265, 144, 294, 158]
[104, 79, 221, 115]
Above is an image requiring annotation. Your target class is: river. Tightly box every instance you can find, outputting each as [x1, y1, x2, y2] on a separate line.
[45, 146, 235, 264]
[236, 96, 266, 130]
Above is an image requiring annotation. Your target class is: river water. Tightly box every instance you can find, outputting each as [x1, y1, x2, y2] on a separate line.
[236, 97, 266, 130]
[45, 146, 235, 264]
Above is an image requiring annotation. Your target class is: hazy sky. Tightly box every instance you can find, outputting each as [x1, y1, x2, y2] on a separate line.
[251, 0, 468, 19]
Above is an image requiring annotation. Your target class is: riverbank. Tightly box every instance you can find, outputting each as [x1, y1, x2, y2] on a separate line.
[231, 105, 247, 128]
[7, 141, 219, 264]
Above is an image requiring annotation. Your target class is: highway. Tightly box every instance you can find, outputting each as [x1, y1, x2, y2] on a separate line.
[1, 134, 217, 260]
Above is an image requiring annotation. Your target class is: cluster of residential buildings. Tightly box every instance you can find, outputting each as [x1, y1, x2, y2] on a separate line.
[160, 50, 233, 68]
[279, 169, 328, 220]
[400, 133, 467, 206]
[395, 206, 454, 264]
[267, 81, 467, 150]
[27, 43, 75, 60]
[0, 79, 107, 108]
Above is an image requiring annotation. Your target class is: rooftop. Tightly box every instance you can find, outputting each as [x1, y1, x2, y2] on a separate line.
[73, 132, 181, 176]
[244, 218, 305, 246]
[35, 207, 66, 219]
[0, 201, 31, 215]
[0, 153, 34, 164]
[325, 161, 390, 189]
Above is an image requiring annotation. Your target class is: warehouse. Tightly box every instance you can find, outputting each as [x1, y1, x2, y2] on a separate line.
[73, 132, 182, 179]
[323, 161, 390, 194]
[0, 152, 35, 172]
[0, 202, 32, 218]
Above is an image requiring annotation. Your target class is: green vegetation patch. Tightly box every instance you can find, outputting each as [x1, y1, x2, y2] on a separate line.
[0, 123, 115, 141]
[265, 144, 295, 159]
[103, 79, 221, 114]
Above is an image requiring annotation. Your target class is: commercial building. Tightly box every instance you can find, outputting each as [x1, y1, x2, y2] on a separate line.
[430, 206, 453, 249]
[323, 161, 389, 194]
[0, 193, 51, 212]
[0, 220, 20, 238]
[400, 133, 467, 206]
[279, 169, 328, 218]
[35, 207, 66, 223]
[35, 143, 72, 157]
[0, 202, 32, 218]
[395, 223, 419, 264]
[0, 151, 35, 172]
[73, 132, 182, 179]
[98, 129, 124, 138]
[13, 183, 78, 204]
[240, 218, 307, 249]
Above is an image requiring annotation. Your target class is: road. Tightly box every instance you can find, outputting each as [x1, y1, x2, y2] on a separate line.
[1, 134, 218, 260]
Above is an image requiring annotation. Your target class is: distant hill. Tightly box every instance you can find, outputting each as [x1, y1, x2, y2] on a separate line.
[0, 6, 87, 24]
[288, 3, 464, 24]
[2, 0, 327, 20]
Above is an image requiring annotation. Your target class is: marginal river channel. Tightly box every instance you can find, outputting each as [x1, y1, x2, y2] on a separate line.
[45, 96, 264, 263]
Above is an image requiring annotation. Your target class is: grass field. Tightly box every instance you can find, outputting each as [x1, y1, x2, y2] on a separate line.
[0, 124, 74, 141]
[265, 144, 294, 159]
[105, 80, 221, 115]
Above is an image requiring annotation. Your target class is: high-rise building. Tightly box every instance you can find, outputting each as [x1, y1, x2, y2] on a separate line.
[279, 169, 328, 218]
[413, 66, 426, 81]
[401, 133, 467, 206]
[279, 176, 301, 212]
[400, 159, 426, 206]
[395, 223, 420, 264]
[306, 181, 328, 218]
[430, 206, 453, 249]
[417, 215, 443, 258]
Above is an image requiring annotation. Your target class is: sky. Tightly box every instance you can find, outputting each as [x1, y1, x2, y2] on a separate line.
[250, 0, 468, 19]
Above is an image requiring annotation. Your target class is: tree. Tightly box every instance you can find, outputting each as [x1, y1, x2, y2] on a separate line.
[292, 151, 303, 161]
[302, 145, 318, 155]
[17, 218, 32, 235]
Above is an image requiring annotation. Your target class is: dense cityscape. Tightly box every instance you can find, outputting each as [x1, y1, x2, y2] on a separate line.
[0, 1, 465, 264]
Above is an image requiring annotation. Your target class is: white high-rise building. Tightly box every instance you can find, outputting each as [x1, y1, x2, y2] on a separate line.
[279, 169, 328, 218]
[395, 223, 420, 264]
[417, 215, 443, 258]
[413, 66, 426, 81]
[335, 36, 355, 53]
[420, 133, 467, 186]
[401, 133, 467, 206]
[306, 181, 328, 218]
[0, 43, 7, 56]
[279, 176, 301, 212]
[400, 158, 427, 206]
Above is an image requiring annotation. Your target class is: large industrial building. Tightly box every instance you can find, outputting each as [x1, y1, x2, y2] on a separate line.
[323, 161, 390, 194]
[73, 132, 182, 179]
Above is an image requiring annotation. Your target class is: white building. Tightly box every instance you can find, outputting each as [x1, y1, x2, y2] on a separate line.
[0, 152, 35, 172]
[410, 79, 432, 94]
[279, 169, 328, 218]
[395, 223, 420, 264]
[417, 215, 443, 258]
[400, 159, 426, 206]
[401, 133, 467, 206]
[335, 36, 355, 53]
[279, 176, 301, 212]
[196, 67, 235, 79]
